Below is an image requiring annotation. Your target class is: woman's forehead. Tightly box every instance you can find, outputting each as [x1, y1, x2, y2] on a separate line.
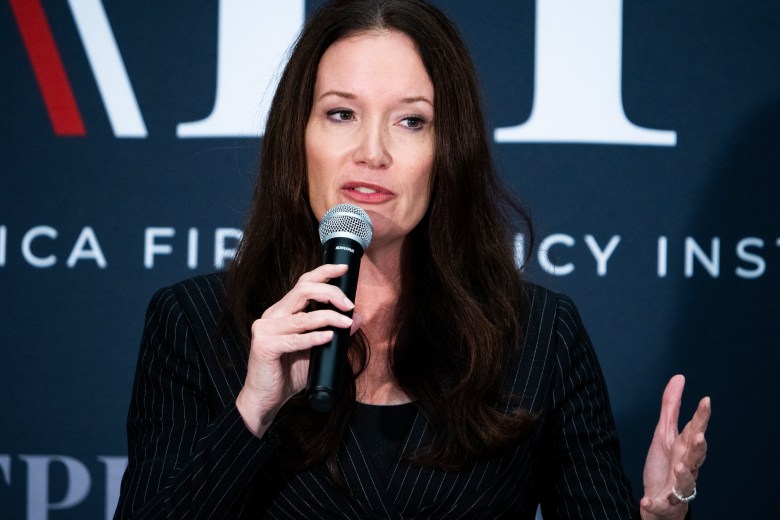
[314, 30, 433, 100]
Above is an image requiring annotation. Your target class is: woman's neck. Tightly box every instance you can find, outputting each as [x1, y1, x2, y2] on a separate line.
[355, 240, 405, 342]
[353, 240, 410, 405]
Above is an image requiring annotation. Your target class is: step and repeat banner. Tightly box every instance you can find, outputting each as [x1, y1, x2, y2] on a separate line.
[2, 0, 778, 518]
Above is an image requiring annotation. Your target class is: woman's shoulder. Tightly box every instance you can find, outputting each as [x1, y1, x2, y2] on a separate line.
[517, 281, 600, 369]
[516, 280, 592, 359]
[138, 272, 246, 409]
[143, 271, 230, 336]
[519, 281, 579, 323]
[169, 270, 228, 296]
[149, 271, 228, 310]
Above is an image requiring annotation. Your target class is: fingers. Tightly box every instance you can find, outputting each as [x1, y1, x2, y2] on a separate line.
[350, 310, 364, 336]
[654, 374, 685, 436]
[252, 310, 352, 353]
[682, 429, 708, 478]
[250, 263, 359, 362]
[297, 263, 349, 283]
[676, 395, 710, 471]
[263, 309, 353, 335]
[251, 326, 335, 358]
[640, 495, 671, 514]
[671, 462, 696, 505]
[639, 496, 655, 512]
[640, 495, 688, 517]
[689, 396, 712, 434]
[639, 496, 667, 515]
[278, 329, 334, 354]
[643, 377, 710, 519]
[263, 264, 354, 318]
[641, 463, 694, 514]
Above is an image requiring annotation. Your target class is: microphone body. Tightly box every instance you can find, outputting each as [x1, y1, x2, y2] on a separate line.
[307, 204, 372, 412]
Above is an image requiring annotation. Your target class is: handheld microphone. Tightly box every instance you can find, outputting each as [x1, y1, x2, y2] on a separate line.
[306, 204, 373, 412]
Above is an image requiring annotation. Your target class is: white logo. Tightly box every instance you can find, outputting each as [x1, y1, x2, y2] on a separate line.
[495, 0, 676, 146]
[60, 0, 304, 138]
[45, 1, 672, 144]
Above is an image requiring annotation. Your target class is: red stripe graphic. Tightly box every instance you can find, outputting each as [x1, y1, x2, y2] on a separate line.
[9, 0, 86, 136]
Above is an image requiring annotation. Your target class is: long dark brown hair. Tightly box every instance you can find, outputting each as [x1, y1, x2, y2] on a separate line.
[226, 0, 534, 477]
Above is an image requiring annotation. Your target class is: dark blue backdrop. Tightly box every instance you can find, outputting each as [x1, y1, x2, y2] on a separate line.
[2, 1, 778, 518]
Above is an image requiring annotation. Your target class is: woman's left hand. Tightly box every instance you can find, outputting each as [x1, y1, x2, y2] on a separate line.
[640, 375, 711, 520]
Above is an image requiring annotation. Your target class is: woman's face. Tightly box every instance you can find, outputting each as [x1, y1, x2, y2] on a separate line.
[305, 30, 435, 249]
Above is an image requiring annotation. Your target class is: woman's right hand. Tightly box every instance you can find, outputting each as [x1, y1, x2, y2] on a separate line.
[235, 264, 356, 437]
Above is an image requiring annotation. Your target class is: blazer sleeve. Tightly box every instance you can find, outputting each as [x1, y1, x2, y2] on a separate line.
[539, 294, 640, 520]
[113, 286, 275, 520]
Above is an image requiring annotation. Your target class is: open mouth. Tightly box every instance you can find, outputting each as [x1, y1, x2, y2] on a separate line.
[341, 182, 395, 202]
[342, 182, 394, 195]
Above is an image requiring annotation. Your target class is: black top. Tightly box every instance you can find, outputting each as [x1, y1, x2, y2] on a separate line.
[353, 401, 418, 478]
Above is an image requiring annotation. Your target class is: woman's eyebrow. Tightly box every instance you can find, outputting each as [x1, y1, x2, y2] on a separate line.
[401, 96, 432, 106]
[317, 91, 432, 106]
[318, 90, 355, 101]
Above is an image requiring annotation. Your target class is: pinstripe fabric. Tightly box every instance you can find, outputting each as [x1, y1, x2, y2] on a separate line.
[114, 273, 640, 519]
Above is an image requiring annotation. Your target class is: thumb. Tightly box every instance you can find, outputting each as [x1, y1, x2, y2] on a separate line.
[350, 310, 364, 336]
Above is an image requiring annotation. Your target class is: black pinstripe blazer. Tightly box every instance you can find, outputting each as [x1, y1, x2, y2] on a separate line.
[114, 273, 640, 519]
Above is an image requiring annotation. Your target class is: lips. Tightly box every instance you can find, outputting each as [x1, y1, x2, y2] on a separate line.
[341, 181, 395, 203]
[342, 182, 393, 194]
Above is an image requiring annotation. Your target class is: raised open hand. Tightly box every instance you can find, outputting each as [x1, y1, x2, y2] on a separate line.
[641, 375, 710, 520]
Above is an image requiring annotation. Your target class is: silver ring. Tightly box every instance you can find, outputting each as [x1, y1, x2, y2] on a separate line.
[672, 484, 697, 503]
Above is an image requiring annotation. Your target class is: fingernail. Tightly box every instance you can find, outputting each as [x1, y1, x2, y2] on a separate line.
[343, 297, 354, 309]
[319, 330, 334, 341]
[338, 315, 353, 327]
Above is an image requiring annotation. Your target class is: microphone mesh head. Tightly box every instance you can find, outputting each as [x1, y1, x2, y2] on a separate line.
[319, 204, 373, 250]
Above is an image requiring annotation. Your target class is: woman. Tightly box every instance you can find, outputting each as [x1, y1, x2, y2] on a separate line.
[115, 1, 709, 518]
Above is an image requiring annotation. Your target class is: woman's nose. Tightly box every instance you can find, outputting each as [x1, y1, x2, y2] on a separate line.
[353, 123, 391, 169]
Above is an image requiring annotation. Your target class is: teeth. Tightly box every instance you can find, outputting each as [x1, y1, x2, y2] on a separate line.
[353, 187, 377, 194]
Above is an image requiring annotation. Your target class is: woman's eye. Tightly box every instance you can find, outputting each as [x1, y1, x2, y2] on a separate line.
[400, 116, 428, 130]
[326, 109, 355, 122]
